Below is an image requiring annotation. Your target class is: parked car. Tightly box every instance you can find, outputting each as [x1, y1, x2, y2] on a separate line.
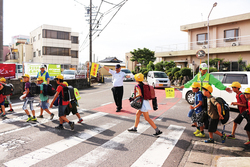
[182, 71, 250, 108]
[121, 68, 134, 81]
[61, 70, 77, 79]
[147, 71, 171, 88]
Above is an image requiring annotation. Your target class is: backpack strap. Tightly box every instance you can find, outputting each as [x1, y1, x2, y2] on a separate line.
[58, 84, 65, 105]
[134, 85, 143, 98]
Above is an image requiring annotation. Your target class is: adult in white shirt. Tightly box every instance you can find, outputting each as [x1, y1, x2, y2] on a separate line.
[103, 64, 130, 112]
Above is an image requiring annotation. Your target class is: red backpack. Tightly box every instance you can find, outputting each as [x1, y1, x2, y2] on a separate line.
[134, 84, 155, 100]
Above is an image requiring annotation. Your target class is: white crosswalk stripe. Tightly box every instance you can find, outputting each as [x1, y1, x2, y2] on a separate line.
[2, 103, 186, 167]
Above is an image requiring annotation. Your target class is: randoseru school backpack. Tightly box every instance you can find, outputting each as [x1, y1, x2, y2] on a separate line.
[43, 84, 56, 96]
[134, 84, 155, 100]
[213, 97, 230, 124]
[0, 83, 14, 95]
[30, 83, 40, 95]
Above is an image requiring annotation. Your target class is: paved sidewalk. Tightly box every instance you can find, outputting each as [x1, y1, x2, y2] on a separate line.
[179, 139, 250, 167]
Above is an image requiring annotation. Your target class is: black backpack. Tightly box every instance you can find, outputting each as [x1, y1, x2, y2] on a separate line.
[43, 84, 56, 96]
[30, 83, 40, 95]
[68, 86, 75, 101]
[213, 97, 230, 124]
[0, 83, 14, 95]
[62, 86, 70, 101]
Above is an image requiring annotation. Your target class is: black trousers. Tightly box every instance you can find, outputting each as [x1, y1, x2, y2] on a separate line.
[111, 86, 123, 110]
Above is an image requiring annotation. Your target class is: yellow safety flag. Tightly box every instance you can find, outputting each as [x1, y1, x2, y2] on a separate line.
[90, 63, 99, 77]
[165, 88, 175, 98]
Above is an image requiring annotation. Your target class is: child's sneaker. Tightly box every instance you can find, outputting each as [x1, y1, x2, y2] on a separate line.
[205, 138, 214, 143]
[195, 132, 205, 138]
[55, 125, 64, 130]
[26, 117, 33, 122]
[193, 129, 200, 135]
[153, 130, 162, 136]
[37, 115, 43, 118]
[1, 114, 6, 117]
[226, 134, 235, 139]
[221, 134, 227, 143]
[50, 113, 54, 120]
[7, 109, 14, 112]
[128, 128, 137, 132]
[69, 122, 75, 130]
[78, 118, 83, 123]
[32, 117, 37, 121]
[244, 140, 250, 145]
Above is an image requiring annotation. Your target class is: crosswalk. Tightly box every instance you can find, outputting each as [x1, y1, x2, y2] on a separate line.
[1, 102, 186, 167]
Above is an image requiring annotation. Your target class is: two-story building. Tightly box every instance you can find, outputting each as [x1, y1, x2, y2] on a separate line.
[155, 12, 250, 71]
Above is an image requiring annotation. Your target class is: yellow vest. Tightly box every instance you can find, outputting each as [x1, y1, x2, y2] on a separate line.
[197, 73, 210, 88]
[38, 71, 48, 84]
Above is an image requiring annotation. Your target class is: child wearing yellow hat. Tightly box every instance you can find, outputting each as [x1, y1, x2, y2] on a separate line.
[128, 73, 162, 136]
[22, 74, 37, 122]
[0, 78, 14, 113]
[226, 82, 248, 140]
[202, 84, 226, 143]
[190, 82, 206, 138]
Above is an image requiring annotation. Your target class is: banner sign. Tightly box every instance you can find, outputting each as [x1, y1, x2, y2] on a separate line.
[48, 64, 61, 76]
[90, 63, 99, 77]
[0, 64, 16, 79]
[25, 63, 61, 77]
[165, 88, 175, 98]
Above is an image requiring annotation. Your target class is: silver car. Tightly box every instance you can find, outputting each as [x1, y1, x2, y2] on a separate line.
[147, 71, 171, 88]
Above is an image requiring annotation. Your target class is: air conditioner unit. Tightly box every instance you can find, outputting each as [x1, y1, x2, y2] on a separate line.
[231, 42, 239, 46]
[201, 45, 207, 49]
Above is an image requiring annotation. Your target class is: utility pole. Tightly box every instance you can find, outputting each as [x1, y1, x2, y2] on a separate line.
[89, 0, 92, 63]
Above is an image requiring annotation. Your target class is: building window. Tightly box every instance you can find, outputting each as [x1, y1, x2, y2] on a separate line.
[71, 36, 78, 44]
[224, 29, 239, 42]
[197, 33, 207, 45]
[33, 52, 36, 57]
[38, 50, 41, 56]
[38, 34, 41, 40]
[71, 50, 78, 58]
[43, 46, 70, 56]
[33, 36, 36, 42]
[42, 29, 70, 40]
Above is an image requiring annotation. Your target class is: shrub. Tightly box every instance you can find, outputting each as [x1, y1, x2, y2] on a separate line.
[180, 67, 191, 76]
[245, 64, 250, 71]
[143, 70, 149, 78]
[174, 71, 180, 79]
[131, 70, 136, 75]
[171, 67, 180, 76]
[209, 67, 218, 72]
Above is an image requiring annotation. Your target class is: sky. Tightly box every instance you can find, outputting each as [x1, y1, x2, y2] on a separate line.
[3, 0, 250, 64]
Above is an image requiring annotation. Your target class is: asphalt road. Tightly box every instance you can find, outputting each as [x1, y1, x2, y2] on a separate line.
[0, 79, 249, 167]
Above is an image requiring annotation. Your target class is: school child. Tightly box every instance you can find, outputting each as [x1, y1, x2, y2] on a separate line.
[36, 77, 54, 120]
[241, 88, 250, 145]
[189, 82, 206, 138]
[63, 82, 83, 123]
[22, 74, 37, 122]
[0, 78, 14, 112]
[127, 73, 162, 136]
[226, 82, 248, 139]
[49, 75, 74, 130]
[202, 84, 226, 143]
[0, 81, 6, 117]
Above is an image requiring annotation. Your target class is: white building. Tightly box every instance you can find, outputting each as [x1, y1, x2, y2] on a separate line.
[30, 24, 79, 69]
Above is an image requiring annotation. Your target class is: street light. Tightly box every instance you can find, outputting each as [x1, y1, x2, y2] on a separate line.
[207, 2, 217, 73]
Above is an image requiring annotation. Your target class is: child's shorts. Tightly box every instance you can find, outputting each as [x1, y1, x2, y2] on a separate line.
[208, 118, 219, 132]
[22, 97, 34, 111]
[58, 105, 67, 117]
[41, 101, 49, 110]
[0, 100, 4, 106]
[191, 110, 206, 127]
[244, 122, 250, 131]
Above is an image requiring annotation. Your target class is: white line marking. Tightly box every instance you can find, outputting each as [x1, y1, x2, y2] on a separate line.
[0, 110, 107, 136]
[131, 125, 185, 167]
[100, 102, 113, 106]
[4, 119, 121, 167]
[65, 124, 150, 167]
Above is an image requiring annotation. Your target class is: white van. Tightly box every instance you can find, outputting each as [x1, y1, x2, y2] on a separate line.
[61, 70, 77, 79]
[182, 71, 250, 108]
[121, 69, 134, 81]
[147, 71, 171, 88]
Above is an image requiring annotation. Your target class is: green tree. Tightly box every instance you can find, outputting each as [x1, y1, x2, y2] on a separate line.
[130, 48, 156, 68]
[164, 61, 176, 70]
[147, 61, 155, 71]
[155, 61, 164, 71]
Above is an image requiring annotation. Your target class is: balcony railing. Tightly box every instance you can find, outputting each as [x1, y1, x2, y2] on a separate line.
[155, 35, 250, 53]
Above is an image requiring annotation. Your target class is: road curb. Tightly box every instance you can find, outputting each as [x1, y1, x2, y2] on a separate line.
[178, 140, 195, 167]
